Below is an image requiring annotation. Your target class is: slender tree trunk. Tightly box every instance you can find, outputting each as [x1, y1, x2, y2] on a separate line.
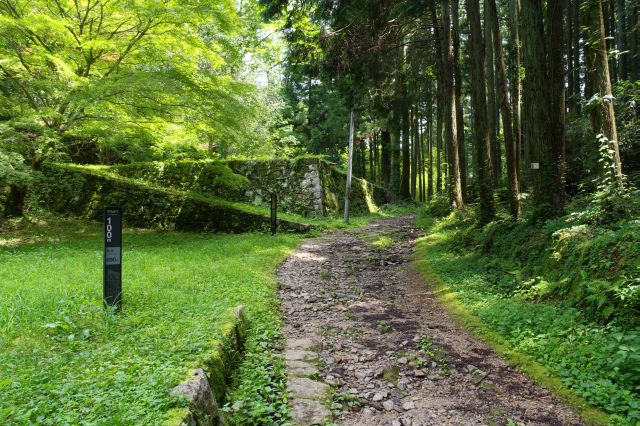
[411, 106, 419, 199]
[485, 0, 500, 186]
[606, 0, 618, 83]
[452, 0, 467, 199]
[507, 0, 523, 188]
[381, 129, 392, 190]
[419, 110, 426, 202]
[585, 0, 625, 188]
[401, 99, 411, 199]
[568, 0, 576, 114]
[631, 2, 639, 81]
[466, 0, 495, 224]
[617, 0, 628, 80]
[369, 134, 376, 183]
[440, 0, 465, 209]
[572, 0, 582, 114]
[428, 86, 435, 199]
[436, 79, 444, 195]
[489, 0, 521, 218]
[391, 104, 402, 198]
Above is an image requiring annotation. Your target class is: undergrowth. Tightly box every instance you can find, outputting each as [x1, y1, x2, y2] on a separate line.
[222, 320, 291, 425]
[415, 187, 640, 423]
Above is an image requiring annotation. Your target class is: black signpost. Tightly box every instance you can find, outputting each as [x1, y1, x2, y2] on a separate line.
[270, 193, 278, 236]
[104, 206, 122, 311]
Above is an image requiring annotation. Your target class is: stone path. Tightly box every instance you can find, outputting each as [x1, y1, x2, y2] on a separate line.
[277, 216, 585, 426]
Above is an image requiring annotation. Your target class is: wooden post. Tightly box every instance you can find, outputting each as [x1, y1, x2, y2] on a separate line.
[344, 109, 355, 224]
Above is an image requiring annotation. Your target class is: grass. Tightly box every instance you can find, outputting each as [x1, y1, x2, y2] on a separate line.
[413, 212, 639, 425]
[0, 215, 301, 425]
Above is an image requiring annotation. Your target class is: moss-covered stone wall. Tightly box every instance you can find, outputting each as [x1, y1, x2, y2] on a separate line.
[105, 157, 387, 217]
[34, 164, 309, 233]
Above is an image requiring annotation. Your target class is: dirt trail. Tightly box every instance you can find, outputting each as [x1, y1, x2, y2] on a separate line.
[277, 216, 584, 426]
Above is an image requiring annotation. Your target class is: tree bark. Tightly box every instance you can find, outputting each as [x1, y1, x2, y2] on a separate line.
[568, 0, 576, 114]
[390, 103, 402, 198]
[452, 0, 467, 199]
[507, 0, 523, 187]
[617, 0, 628, 80]
[466, 0, 495, 225]
[547, 0, 567, 208]
[521, 0, 565, 220]
[381, 129, 392, 189]
[631, 2, 639, 81]
[436, 78, 444, 195]
[4, 185, 27, 218]
[401, 98, 411, 199]
[488, 0, 521, 218]
[484, 0, 500, 186]
[572, 0, 582, 113]
[411, 105, 419, 199]
[440, 0, 465, 209]
[428, 82, 435, 199]
[584, 0, 625, 189]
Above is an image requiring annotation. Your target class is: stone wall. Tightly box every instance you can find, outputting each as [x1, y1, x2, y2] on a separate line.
[34, 164, 310, 233]
[106, 157, 387, 217]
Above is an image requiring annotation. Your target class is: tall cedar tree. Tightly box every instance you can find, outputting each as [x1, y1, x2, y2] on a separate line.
[438, 0, 465, 209]
[466, 0, 495, 224]
[584, 0, 625, 188]
[488, 0, 521, 217]
[521, 0, 565, 220]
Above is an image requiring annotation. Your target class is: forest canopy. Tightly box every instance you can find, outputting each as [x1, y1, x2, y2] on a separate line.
[0, 0, 291, 168]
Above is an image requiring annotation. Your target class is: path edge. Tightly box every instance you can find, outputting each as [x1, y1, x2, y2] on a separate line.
[412, 235, 610, 426]
[164, 305, 247, 426]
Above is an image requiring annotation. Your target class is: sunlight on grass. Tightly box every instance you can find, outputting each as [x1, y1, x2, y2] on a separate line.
[412, 213, 636, 425]
[0, 219, 301, 424]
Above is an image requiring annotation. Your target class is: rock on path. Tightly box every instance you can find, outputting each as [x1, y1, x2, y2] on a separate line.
[277, 216, 584, 426]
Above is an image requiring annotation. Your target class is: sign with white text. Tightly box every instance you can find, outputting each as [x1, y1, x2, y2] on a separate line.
[104, 206, 122, 310]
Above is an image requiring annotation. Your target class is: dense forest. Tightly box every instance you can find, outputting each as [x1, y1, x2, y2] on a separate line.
[2, 0, 639, 221]
[259, 0, 640, 221]
[1, 0, 639, 425]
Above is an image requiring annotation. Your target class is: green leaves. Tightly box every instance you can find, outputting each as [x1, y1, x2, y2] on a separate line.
[0, 0, 269, 163]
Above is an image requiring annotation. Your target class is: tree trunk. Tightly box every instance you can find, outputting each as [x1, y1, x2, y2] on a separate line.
[507, 0, 523, 188]
[381, 129, 392, 190]
[547, 0, 567, 209]
[419, 111, 426, 202]
[440, 0, 465, 209]
[631, 2, 639, 81]
[585, 0, 625, 189]
[390, 105, 402, 198]
[521, 0, 565, 220]
[489, 0, 521, 218]
[428, 84, 435, 199]
[606, 0, 617, 83]
[485, 0, 500, 186]
[568, 0, 576, 114]
[617, 0, 628, 80]
[401, 98, 411, 199]
[411, 106, 419, 199]
[572, 0, 582, 114]
[452, 0, 467, 199]
[466, 0, 495, 225]
[436, 79, 444, 195]
[369, 134, 376, 183]
[4, 185, 27, 218]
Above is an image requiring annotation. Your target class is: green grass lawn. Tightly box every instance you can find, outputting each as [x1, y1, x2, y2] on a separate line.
[0, 216, 301, 425]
